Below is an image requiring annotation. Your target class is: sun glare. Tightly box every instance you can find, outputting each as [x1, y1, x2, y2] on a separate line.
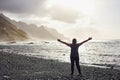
[47, 0, 95, 16]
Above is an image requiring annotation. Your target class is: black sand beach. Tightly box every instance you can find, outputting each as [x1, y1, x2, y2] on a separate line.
[0, 51, 120, 80]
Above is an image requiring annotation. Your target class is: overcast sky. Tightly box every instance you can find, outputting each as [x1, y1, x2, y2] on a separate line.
[0, 0, 120, 40]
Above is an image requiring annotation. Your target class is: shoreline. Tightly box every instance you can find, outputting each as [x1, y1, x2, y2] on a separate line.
[0, 42, 120, 70]
[0, 51, 120, 80]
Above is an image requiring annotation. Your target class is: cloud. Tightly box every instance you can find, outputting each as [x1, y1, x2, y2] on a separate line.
[0, 0, 47, 14]
[0, 0, 81, 24]
[49, 6, 80, 23]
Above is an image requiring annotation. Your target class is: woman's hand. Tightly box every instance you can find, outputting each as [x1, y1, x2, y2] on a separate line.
[88, 37, 92, 40]
[57, 39, 61, 42]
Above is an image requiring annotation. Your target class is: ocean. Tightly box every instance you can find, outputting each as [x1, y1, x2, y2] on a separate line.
[0, 40, 120, 69]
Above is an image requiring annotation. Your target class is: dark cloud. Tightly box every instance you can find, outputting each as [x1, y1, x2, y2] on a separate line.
[0, 0, 47, 14]
[0, 0, 80, 23]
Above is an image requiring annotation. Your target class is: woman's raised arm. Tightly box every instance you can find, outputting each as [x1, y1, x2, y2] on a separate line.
[78, 37, 92, 46]
[57, 39, 71, 47]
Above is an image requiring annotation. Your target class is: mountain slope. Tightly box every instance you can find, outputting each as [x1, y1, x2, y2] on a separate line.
[0, 13, 28, 41]
[43, 26, 67, 39]
[15, 22, 67, 40]
[1, 13, 67, 40]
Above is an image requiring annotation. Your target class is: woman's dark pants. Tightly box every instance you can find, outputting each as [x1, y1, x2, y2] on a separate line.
[70, 57, 81, 75]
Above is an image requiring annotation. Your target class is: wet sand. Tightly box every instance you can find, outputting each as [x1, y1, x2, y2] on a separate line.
[0, 51, 120, 80]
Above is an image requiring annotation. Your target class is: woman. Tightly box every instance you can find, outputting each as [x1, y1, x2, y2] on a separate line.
[57, 37, 92, 76]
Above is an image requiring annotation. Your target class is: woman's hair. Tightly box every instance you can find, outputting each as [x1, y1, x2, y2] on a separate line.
[72, 38, 77, 44]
